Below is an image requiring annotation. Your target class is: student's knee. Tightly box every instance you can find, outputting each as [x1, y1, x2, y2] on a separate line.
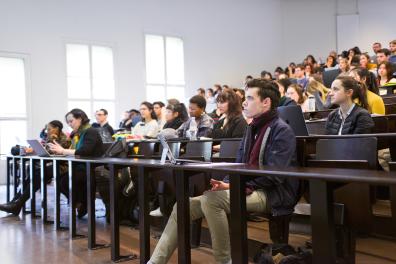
[201, 190, 227, 210]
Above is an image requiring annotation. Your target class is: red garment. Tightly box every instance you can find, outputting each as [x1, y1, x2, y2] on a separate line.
[247, 110, 277, 166]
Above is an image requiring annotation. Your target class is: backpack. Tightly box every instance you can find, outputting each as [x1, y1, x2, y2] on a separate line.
[104, 138, 128, 158]
[96, 138, 139, 224]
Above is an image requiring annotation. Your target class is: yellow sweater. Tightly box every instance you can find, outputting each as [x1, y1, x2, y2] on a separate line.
[355, 90, 385, 115]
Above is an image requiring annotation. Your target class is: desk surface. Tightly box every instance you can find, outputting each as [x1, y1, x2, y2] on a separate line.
[8, 155, 396, 185]
[178, 163, 396, 185]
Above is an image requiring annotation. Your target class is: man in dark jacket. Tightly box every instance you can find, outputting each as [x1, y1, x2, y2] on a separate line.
[148, 79, 298, 264]
[92, 108, 114, 142]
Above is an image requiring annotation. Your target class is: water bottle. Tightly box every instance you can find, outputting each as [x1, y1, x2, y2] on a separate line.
[308, 95, 316, 112]
[189, 118, 198, 140]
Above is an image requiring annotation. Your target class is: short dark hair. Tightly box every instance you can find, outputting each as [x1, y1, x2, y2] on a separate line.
[260, 70, 273, 79]
[377, 48, 391, 56]
[295, 64, 305, 70]
[129, 109, 140, 115]
[274, 66, 284, 74]
[65, 108, 90, 125]
[189, 95, 207, 110]
[246, 79, 280, 109]
[277, 78, 292, 90]
[153, 101, 165, 108]
[96, 108, 108, 115]
[48, 120, 63, 131]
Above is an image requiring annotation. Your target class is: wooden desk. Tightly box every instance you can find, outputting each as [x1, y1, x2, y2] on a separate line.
[5, 154, 396, 264]
[177, 164, 396, 264]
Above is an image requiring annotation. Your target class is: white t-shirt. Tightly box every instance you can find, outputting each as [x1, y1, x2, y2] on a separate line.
[132, 119, 159, 138]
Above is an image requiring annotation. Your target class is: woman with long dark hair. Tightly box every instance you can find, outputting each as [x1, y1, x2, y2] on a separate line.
[210, 89, 247, 139]
[325, 76, 374, 135]
[163, 103, 188, 130]
[349, 68, 384, 114]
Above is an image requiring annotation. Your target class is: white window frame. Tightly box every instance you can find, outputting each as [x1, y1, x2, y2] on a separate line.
[0, 51, 32, 152]
[65, 42, 117, 126]
[144, 34, 186, 102]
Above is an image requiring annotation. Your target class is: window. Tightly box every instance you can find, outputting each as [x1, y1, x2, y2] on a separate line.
[66, 44, 116, 127]
[145, 35, 185, 102]
[0, 56, 28, 156]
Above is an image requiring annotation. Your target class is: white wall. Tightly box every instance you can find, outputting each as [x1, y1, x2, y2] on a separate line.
[279, 0, 396, 66]
[0, 0, 283, 138]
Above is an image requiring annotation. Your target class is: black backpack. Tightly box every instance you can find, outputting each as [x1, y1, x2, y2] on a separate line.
[104, 138, 128, 158]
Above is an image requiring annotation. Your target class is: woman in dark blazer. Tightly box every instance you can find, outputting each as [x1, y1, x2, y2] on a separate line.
[49, 108, 104, 217]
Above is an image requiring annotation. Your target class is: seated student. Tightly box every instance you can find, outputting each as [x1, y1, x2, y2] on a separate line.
[177, 95, 213, 138]
[376, 48, 391, 65]
[48, 109, 104, 217]
[234, 88, 245, 103]
[295, 64, 308, 90]
[92, 108, 114, 142]
[349, 68, 385, 115]
[213, 84, 222, 99]
[338, 57, 350, 74]
[261, 70, 273, 80]
[286, 84, 309, 112]
[323, 55, 337, 70]
[147, 79, 298, 264]
[377, 61, 396, 86]
[360, 53, 370, 70]
[118, 109, 140, 131]
[390, 39, 396, 64]
[153, 101, 166, 130]
[0, 120, 71, 215]
[163, 103, 189, 130]
[276, 78, 297, 107]
[304, 63, 314, 78]
[206, 88, 217, 113]
[132, 102, 159, 139]
[209, 89, 247, 139]
[305, 78, 331, 110]
[325, 77, 374, 135]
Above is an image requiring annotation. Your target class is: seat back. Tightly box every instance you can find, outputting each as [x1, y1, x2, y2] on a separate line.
[316, 137, 378, 169]
[183, 141, 213, 161]
[136, 142, 156, 157]
[219, 139, 241, 158]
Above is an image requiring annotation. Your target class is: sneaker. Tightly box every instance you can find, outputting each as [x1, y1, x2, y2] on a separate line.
[149, 207, 163, 217]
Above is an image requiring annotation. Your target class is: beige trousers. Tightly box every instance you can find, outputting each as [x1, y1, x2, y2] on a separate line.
[149, 189, 268, 264]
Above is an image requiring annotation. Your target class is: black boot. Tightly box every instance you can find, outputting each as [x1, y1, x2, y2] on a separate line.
[76, 202, 87, 219]
[0, 197, 25, 216]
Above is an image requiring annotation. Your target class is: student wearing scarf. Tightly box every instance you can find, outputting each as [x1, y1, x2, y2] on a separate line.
[49, 108, 104, 218]
[148, 79, 298, 264]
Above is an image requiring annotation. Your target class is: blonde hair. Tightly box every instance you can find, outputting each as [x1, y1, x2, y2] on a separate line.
[306, 80, 329, 101]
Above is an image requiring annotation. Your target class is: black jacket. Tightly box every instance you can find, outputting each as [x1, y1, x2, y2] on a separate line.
[75, 127, 104, 157]
[92, 122, 114, 142]
[279, 96, 297, 107]
[325, 105, 374, 135]
[163, 118, 184, 130]
[209, 115, 247, 139]
[224, 116, 299, 216]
